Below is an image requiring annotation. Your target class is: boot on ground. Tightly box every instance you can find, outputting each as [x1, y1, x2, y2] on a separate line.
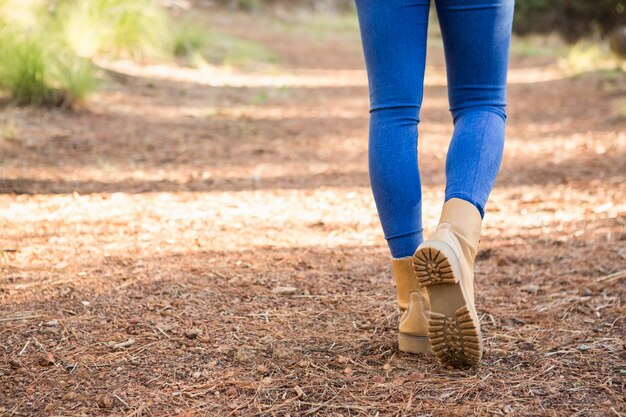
[412, 198, 483, 368]
[392, 257, 432, 354]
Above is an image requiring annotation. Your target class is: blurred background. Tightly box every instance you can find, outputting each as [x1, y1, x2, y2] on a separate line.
[0, 0, 624, 107]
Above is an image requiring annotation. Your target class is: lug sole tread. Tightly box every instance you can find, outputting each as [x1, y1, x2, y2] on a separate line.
[413, 247, 482, 369]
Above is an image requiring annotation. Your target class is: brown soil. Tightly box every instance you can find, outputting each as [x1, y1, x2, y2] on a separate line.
[1, 11, 625, 417]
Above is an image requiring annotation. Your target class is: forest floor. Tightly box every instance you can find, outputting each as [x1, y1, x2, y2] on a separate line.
[1, 9, 625, 417]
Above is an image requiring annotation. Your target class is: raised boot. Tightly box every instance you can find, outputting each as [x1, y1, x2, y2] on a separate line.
[392, 257, 432, 354]
[412, 198, 483, 368]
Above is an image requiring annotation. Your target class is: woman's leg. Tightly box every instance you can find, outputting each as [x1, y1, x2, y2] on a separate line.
[411, 0, 514, 368]
[436, 0, 515, 215]
[355, 0, 431, 259]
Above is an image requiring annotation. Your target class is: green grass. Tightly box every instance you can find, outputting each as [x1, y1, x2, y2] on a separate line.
[0, 0, 278, 105]
[560, 39, 625, 74]
[169, 16, 277, 68]
[511, 34, 568, 58]
[203, 30, 278, 67]
[55, 0, 171, 59]
[48, 53, 101, 105]
[0, 30, 52, 106]
[509, 34, 625, 78]
[0, 0, 178, 105]
[0, 28, 101, 107]
[55, 0, 275, 67]
[0, 0, 104, 106]
[173, 23, 209, 58]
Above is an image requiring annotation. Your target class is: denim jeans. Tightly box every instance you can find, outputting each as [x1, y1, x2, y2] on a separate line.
[355, 0, 514, 258]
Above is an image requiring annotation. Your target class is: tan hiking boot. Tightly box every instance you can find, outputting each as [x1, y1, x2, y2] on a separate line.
[412, 198, 483, 368]
[392, 257, 432, 354]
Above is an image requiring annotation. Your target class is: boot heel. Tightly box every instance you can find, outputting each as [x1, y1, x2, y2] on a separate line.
[428, 307, 481, 368]
[413, 247, 458, 286]
[398, 333, 431, 354]
[413, 245, 482, 368]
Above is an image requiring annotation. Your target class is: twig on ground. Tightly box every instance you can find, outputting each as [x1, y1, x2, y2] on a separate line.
[597, 269, 626, 283]
[0, 315, 41, 322]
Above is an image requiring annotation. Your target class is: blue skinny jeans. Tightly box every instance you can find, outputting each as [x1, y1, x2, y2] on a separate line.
[355, 0, 514, 258]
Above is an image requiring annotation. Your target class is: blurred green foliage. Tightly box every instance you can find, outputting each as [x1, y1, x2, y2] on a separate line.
[55, 0, 172, 59]
[0, 29, 53, 106]
[0, 0, 280, 106]
[514, 0, 625, 41]
[0, 1, 101, 106]
[0, 0, 171, 106]
[216, 0, 624, 42]
[1, 0, 621, 108]
[203, 31, 277, 67]
[169, 13, 277, 67]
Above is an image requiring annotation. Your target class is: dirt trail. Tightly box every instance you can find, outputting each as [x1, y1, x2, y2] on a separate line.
[1, 11, 625, 417]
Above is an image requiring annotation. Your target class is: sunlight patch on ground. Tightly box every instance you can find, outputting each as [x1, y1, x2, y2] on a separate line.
[96, 101, 367, 121]
[0, 160, 367, 185]
[2, 183, 622, 268]
[505, 130, 626, 157]
[94, 98, 448, 121]
[507, 66, 566, 84]
[102, 60, 369, 88]
[100, 60, 458, 88]
[100, 59, 564, 92]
